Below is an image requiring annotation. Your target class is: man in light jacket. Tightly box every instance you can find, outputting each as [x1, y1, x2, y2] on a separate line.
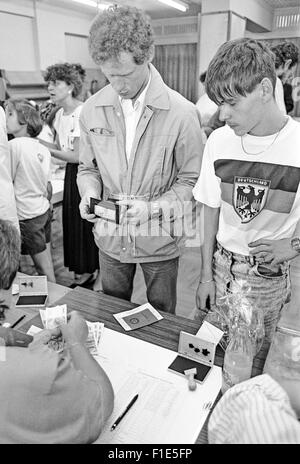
[77, 5, 203, 314]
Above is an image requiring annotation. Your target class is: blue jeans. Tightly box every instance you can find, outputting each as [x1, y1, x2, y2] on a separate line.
[99, 250, 179, 314]
[213, 243, 291, 342]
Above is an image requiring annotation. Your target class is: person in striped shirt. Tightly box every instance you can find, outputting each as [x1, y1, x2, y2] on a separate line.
[208, 374, 300, 444]
[193, 38, 300, 343]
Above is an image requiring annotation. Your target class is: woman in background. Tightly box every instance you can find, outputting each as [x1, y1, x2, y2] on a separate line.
[41, 63, 99, 286]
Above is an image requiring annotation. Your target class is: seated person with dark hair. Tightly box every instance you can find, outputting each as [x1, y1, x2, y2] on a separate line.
[0, 219, 114, 444]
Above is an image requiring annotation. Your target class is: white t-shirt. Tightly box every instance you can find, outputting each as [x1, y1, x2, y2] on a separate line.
[0, 107, 19, 231]
[9, 137, 51, 220]
[193, 117, 300, 255]
[54, 105, 82, 152]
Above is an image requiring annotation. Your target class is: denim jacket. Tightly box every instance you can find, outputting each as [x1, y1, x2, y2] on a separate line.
[77, 64, 203, 262]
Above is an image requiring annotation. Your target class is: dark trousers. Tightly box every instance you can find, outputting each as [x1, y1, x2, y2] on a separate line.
[99, 250, 179, 314]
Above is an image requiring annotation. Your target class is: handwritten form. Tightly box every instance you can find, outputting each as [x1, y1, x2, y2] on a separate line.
[94, 328, 222, 444]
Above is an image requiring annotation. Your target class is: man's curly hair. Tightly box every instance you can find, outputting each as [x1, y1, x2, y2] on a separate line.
[88, 5, 154, 65]
[44, 63, 83, 98]
[0, 219, 20, 291]
[271, 41, 299, 69]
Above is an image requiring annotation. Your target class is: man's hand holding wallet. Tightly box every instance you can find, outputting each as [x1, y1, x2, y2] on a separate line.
[118, 199, 151, 226]
[79, 194, 99, 223]
[89, 198, 122, 224]
[81, 196, 162, 227]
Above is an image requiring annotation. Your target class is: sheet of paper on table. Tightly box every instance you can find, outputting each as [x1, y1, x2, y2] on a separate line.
[94, 328, 222, 444]
[113, 303, 163, 331]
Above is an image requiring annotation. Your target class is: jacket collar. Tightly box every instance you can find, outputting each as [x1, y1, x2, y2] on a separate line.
[94, 63, 170, 111]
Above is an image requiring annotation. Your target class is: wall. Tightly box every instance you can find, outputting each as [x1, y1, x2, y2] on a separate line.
[35, 1, 96, 70]
[199, 12, 229, 74]
[0, 10, 38, 70]
[0, 0, 96, 71]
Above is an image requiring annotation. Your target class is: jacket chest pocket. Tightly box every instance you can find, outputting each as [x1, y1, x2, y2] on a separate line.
[90, 132, 116, 155]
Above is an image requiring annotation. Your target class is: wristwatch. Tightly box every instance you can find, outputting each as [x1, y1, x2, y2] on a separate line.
[291, 236, 300, 253]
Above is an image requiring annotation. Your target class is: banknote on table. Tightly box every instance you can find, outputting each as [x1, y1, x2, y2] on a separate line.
[86, 321, 104, 356]
[45, 304, 67, 329]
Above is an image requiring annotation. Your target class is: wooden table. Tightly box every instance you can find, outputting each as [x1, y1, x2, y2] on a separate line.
[19, 286, 269, 444]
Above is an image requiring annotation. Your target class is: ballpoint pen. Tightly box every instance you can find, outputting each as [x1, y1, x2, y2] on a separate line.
[110, 394, 139, 431]
[11, 314, 26, 328]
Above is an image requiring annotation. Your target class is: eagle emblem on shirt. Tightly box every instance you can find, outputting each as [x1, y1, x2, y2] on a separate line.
[233, 176, 271, 223]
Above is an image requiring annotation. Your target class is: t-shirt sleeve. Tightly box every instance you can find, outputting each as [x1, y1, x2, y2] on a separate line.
[192, 135, 222, 208]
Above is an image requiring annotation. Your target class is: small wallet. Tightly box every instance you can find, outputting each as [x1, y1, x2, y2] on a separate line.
[89, 198, 121, 224]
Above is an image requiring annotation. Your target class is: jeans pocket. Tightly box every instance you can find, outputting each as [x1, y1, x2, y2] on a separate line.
[254, 263, 285, 279]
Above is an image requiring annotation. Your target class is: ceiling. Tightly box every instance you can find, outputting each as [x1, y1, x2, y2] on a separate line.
[39, 0, 300, 19]
[40, 0, 201, 19]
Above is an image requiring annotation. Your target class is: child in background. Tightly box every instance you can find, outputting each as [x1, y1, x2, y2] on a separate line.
[5, 98, 56, 282]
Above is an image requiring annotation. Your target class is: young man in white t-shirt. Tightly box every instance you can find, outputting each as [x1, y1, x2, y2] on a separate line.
[193, 38, 300, 342]
[5, 98, 56, 282]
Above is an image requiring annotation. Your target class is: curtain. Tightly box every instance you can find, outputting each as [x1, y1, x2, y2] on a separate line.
[153, 43, 198, 103]
[262, 37, 300, 117]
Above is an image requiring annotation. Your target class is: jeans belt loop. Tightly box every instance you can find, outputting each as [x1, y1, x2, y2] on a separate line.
[249, 255, 255, 266]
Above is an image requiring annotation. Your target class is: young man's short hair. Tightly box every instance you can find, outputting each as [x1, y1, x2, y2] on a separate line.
[0, 219, 20, 291]
[271, 41, 299, 69]
[206, 38, 277, 105]
[88, 5, 154, 65]
[6, 98, 43, 138]
[44, 63, 83, 98]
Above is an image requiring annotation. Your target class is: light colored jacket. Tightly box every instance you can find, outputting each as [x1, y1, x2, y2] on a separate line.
[77, 64, 203, 262]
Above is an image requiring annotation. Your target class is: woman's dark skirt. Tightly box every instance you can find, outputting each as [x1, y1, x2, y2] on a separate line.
[62, 163, 99, 274]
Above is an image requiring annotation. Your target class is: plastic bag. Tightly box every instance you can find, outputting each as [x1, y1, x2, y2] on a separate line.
[205, 279, 265, 355]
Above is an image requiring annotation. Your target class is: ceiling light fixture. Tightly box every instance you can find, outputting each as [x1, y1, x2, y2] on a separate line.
[72, 0, 112, 10]
[157, 0, 189, 12]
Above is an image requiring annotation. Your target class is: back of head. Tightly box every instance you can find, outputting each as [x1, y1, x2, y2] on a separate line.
[199, 71, 207, 84]
[71, 63, 86, 82]
[0, 219, 20, 291]
[271, 41, 299, 69]
[88, 5, 154, 65]
[6, 98, 43, 138]
[206, 38, 276, 105]
[44, 63, 83, 98]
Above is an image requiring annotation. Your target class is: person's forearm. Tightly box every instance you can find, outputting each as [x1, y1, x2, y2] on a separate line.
[68, 342, 114, 408]
[47, 182, 52, 201]
[49, 148, 78, 163]
[201, 205, 220, 280]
